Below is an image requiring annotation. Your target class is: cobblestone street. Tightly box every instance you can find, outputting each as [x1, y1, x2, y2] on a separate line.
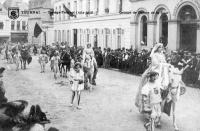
[1, 56, 200, 131]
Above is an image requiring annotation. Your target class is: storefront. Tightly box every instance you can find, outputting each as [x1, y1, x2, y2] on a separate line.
[11, 33, 28, 43]
[0, 36, 9, 43]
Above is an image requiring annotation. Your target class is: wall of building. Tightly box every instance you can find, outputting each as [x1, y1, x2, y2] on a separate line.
[53, 0, 132, 49]
[130, 0, 200, 52]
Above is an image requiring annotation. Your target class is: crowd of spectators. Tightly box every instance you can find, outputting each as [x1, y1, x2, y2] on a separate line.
[93, 47, 200, 89]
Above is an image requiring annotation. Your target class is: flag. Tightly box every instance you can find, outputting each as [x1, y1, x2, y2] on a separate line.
[34, 23, 42, 38]
[63, 4, 76, 17]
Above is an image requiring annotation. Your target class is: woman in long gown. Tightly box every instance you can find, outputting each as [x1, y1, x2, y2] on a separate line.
[135, 43, 170, 112]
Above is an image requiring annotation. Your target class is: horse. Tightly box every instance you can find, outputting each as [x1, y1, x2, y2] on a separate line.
[59, 49, 71, 77]
[19, 48, 32, 70]
[0, 100, 50, 131]
[83, 55, 96, 91]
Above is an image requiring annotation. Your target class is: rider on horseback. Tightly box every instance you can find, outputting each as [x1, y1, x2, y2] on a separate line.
[82, 43, 98, 85]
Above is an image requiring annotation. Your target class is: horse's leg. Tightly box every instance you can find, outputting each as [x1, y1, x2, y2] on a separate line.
[92, 68, 97, 85]
[65, 65, 68, 77]
[59, 64, 62, 77]
[20, 59, 22, 69]
[24, 60, 26, 69]
[23, 60, 25, 69]
[89, 73, 93, 91]
[84, 73, 88, 90]
[172, 102, 179, 131]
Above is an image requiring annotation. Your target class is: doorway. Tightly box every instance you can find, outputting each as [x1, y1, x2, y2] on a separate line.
[73, 29, 77, 47]
[180, 24, 197, 51]
[178, 5, 197, 52]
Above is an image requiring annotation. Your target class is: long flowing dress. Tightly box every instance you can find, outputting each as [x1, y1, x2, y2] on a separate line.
[135, 49, 169, 112]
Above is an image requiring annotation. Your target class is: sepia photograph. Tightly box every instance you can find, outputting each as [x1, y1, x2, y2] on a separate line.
[0, 0, 200, 131]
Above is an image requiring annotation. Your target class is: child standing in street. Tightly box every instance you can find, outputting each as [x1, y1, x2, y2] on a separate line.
[69, 62, 84, 109]
[141, 71, 162, 128]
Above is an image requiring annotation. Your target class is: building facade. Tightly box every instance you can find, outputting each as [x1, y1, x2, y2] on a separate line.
[53, 0, 132, 49]
[53, 0, 200, 52]
[130, 0, 200, 52]
[3, 0, 29, 43]
[28, 0, 54, 45]
[0, 3, 10, 44]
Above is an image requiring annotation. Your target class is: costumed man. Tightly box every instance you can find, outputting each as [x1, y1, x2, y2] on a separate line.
[82, 43, 98, 85]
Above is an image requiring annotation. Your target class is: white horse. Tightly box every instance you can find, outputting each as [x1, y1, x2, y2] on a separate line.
[83, 55, 95, 91]
[162, 64, 187, 131]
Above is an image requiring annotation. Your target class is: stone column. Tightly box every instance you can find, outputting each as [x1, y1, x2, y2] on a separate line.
[147, 21, 156, 48]
[167, 20, 179, 51]
[130, 22, 137, 50]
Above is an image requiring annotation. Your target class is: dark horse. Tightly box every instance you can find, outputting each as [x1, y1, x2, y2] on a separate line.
[20, 48, 32, 70]
[0, 100, 50, 131]
[59, 49, 71, 77]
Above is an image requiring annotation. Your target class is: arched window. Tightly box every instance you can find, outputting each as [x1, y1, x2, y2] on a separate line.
[159, 13, 168, 47]
[140, 16, 147, 45]
[117, 0, 122, 13]
[96, 0, 99, 15]
[104, 0, 109, 13]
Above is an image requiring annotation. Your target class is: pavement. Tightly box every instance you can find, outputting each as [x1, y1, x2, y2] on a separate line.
[1, 55, 200, 131]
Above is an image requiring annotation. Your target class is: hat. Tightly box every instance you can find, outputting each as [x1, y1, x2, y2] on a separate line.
[77, 56, 83, 60]
[74, 62, 82, 68]
[152, 43, 163, 53]
[178, 62, 184, 67]
[147, 71, 159, 78]
[0, 67, 5, 74]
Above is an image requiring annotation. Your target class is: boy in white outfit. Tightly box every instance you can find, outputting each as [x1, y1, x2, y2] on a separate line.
[141, 71, 162, 128]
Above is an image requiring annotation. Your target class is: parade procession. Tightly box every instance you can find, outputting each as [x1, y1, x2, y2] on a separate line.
[0, 0, 200, 131]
